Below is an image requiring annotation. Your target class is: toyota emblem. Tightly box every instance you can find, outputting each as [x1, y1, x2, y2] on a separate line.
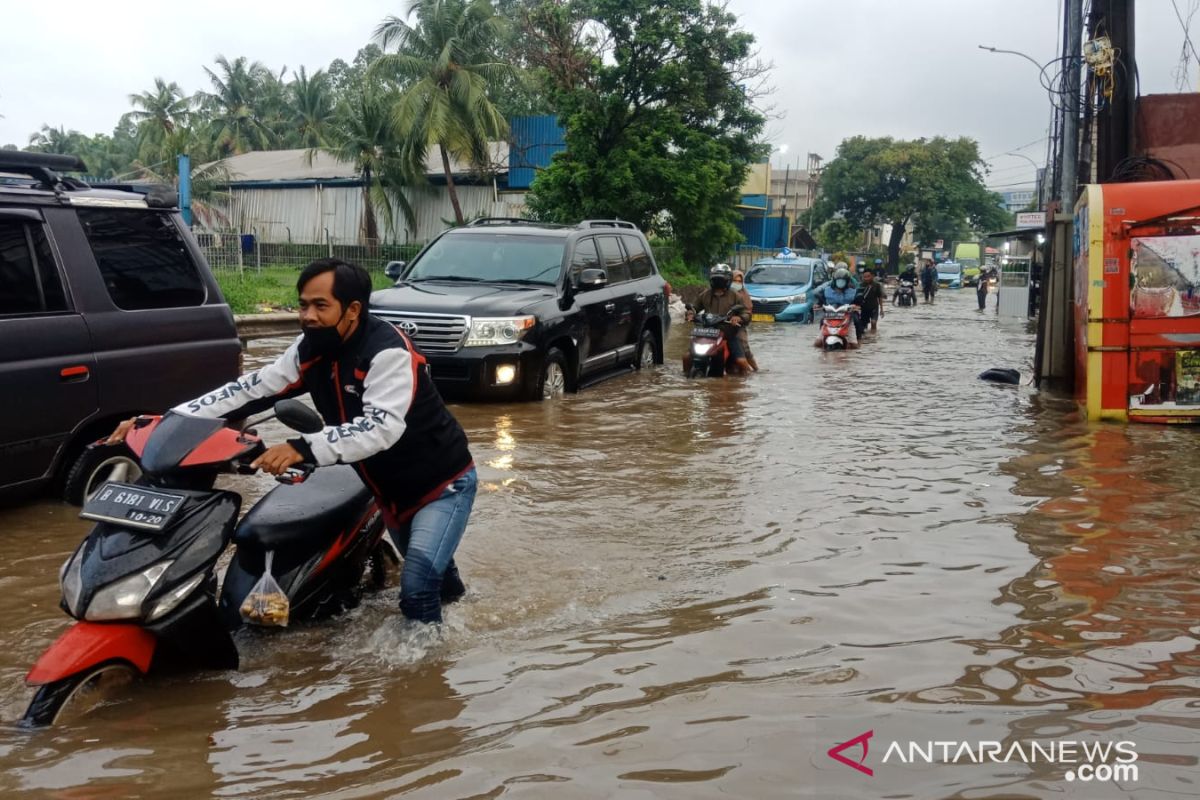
[397, 320, 419, 336]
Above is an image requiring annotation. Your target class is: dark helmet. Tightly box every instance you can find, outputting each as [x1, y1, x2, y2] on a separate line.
[709, 263, 733, 290]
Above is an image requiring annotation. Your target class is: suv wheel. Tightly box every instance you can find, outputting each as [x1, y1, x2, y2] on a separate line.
[63, 444, 143, 506]
[635, 329, 659, 370]
[538, 348, 569, 401]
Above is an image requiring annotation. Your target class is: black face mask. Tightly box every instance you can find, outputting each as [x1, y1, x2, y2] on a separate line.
[302, 312, 347, 356]
[710, 276, 730, 291]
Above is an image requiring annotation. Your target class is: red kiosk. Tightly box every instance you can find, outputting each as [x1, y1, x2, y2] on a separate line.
[1075, 180, 1200, 423]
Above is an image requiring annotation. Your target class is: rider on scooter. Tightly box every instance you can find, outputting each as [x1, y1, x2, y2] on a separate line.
[684, 263, 753, 374]
[812, 267, 861, 348]
[107, 258, 475, 626]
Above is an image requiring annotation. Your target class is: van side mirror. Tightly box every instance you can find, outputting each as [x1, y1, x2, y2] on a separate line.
[385, 261, 406, 281]
[577, 268, 608, 290]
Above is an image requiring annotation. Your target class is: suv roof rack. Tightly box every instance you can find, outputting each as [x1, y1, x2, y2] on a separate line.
[465, 217, 556, 227]
[0, 152, 89, 191]
[580, 219, 636, 230]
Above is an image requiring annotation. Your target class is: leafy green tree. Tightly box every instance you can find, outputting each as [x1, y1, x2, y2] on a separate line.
[322, 87, 418, 242]
[524, 0, 767, 267]
[372, 0, 512, 225]
[811, 136, 1008, 272]
[328, 45, 385, 98]
[818, 218, 863, 253]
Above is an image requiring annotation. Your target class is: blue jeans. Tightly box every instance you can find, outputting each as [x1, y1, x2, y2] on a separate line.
[387, 467, 476, 623]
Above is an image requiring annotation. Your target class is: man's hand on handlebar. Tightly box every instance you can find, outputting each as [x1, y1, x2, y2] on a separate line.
[251, 443, 306, 475]
[727, 316, 743, 327]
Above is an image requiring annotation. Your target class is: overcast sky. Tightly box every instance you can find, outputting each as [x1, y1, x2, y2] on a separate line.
[0, 1, 1193, 190]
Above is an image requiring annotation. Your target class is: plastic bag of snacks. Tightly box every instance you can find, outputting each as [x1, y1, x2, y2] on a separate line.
[239, 550, 290, 627]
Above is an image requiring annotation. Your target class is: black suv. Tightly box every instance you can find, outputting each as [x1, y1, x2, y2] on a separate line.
[0, 152, 240, 503]
[371, 219, 671, 401]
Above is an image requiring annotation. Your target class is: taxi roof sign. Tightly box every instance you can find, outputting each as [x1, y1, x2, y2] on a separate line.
[774, 247, 798, 259]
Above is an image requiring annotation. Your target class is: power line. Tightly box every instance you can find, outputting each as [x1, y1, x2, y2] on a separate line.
[982, 136, 1049, 161]
[1172, 0, 1200, 63]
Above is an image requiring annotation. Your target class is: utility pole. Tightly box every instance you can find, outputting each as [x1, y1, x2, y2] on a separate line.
[1091, 0, 1135, 182]
[1060, 0, 1083, 208]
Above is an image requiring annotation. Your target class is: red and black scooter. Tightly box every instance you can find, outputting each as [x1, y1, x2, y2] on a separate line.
[22, 400, 393, 726]
[684, 306, 746, 378]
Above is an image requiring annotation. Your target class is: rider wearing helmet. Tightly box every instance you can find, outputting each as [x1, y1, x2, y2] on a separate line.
[812, 267, 861, 348]
[685, 263, 753, 374]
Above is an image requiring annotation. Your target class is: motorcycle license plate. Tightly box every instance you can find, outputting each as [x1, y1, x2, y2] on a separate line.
[692, 327, 721, 337]
[751, 313, 775, 322]
[80, 482, 185, 531]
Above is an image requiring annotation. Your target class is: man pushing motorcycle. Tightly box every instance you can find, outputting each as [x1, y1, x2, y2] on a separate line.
[684, 263, 753, 374]
[107, 258, 475, 626]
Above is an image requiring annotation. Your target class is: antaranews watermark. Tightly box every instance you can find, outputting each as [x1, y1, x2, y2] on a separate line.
[828, 732, 1139, 784]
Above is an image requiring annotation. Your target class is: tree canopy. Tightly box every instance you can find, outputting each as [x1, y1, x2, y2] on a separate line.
[812, 136, 1009, 270]
[523, 0, 768, 267]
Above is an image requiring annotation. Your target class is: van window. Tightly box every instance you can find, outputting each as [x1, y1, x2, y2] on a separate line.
[621, 235, 653, 279]
[78, 209, 205, 310]
[570, 238, 600, 283]
[597, 236, 630, 283]
[0, 220, 68, 316]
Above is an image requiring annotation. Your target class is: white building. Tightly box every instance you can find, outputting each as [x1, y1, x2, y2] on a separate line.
[204, 146, 527, 245]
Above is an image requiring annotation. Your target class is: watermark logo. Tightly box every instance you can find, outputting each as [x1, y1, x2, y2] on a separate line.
[827, 730, 874, 776]
[827, 732, 1138, 784]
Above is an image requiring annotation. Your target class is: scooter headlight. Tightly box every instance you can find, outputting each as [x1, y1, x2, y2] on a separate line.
[85, 561, 173, 621]
[60, 551, 84, 618]
[146, 571, 205, 622]
[692, 341, 713, 356]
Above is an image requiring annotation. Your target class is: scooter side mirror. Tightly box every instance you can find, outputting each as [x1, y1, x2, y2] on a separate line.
[275, 399, 324, 434]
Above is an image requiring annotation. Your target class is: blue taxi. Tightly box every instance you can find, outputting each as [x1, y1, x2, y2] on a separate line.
[744, 250, 829, 323]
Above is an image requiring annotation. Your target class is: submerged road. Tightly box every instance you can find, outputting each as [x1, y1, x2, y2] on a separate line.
[0, 290, 1196, 798]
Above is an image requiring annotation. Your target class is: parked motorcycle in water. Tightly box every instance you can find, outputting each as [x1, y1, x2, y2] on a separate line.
[683, 306, 746, 377]
[21, 400, 395, 726]
[819, 304, 857, 350]
[895, 279, 917, 307]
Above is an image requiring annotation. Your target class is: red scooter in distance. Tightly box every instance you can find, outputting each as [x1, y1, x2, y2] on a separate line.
[22, 399, 394, 726]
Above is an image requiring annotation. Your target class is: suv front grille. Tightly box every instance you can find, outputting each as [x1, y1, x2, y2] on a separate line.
[373, 311, 469, 354]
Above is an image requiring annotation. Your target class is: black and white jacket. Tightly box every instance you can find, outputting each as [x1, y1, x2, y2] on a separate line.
[173, 314, 473, 524]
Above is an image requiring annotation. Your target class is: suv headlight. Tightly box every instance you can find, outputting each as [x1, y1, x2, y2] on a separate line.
[464, 316, 535, 347]
[85, 561, 172, 621]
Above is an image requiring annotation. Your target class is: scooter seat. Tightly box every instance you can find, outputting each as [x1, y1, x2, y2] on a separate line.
[234, 465, 374, 552]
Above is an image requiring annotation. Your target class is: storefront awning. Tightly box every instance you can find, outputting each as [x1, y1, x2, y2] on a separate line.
[987, 227, 1044, 239]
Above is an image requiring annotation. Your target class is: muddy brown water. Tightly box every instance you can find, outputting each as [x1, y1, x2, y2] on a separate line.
[0, 291, 1197, 799]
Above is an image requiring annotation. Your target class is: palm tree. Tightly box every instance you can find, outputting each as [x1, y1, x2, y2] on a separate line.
[322, 87, 418, 243]
[27, 124, 81, 155]
[130, 150, 233, 230]
[290, 67, 336, 148]
[372, 0, 512, 224]
[200, 55, 276, 156]
[126, 78, 191, 163]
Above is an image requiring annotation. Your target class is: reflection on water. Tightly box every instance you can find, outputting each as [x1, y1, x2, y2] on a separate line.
[0, 293, 1196, 799]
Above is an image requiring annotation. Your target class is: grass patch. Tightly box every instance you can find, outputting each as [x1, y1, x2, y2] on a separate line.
[213, 265, 393, 315]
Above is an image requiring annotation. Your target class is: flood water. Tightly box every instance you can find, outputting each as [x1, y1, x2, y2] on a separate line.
[1, 290, 1197, 799]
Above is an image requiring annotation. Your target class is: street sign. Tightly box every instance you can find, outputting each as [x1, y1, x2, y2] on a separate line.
[1016, 212, 1046, 229]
